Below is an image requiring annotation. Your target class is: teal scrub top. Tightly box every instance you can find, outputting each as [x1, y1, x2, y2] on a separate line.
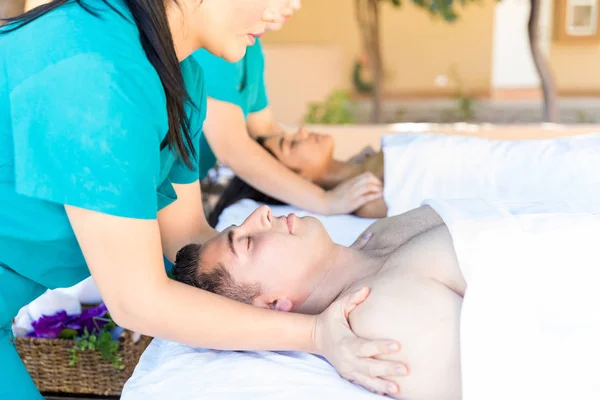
[191, 39, 269, 179]
[0, 0, 207, 311]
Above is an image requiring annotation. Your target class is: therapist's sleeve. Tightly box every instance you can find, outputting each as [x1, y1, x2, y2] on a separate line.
[250, 61, 269, 114]
[10, 54, 160, 220]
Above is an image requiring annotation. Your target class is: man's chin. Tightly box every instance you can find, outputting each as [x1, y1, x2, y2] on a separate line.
[302, 216, 327, 236]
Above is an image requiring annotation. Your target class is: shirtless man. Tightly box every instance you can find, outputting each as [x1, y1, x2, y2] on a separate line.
[172, 205, 464, 400]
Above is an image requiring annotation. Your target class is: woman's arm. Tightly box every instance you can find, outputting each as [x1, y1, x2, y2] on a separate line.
[66, 204, 314, 349]
[246, 107, 285, 139]
[354, 197, 388, 219]
[65, 205, 404, 395]
[157, 180, 216, 261]
[204, 98, 381, 215]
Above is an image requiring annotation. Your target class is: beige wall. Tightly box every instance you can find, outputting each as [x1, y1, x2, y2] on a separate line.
[262, 0, 495, 96]
[542, 0, 600, 95]
[263, 44, 345, 125]
[551, 43, 600, 94]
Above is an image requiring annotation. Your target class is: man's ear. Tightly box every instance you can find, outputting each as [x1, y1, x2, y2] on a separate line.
[272, 298, 293, 312]
[252, 296, 294, 312]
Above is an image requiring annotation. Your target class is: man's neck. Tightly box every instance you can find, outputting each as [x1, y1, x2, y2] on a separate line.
[296, 245, 384, 314]
[315, 160, 365, 190]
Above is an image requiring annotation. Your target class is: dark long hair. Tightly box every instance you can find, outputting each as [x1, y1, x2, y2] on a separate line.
[208, 137, 288, 227]
[2, 0, 195, 167]
[208, 175, 284, 227]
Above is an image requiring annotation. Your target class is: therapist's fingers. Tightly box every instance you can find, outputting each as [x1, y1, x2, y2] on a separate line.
[351, 374, 400, 397]
[352, 192, 383, 210]
[359, 358, 408, 379]
[350, 231, 374, 250]
[354, 180, 383, 195]
[353, 172, 383, 188]
[351, 175, 383, 196]
[355, 338, 401, 358]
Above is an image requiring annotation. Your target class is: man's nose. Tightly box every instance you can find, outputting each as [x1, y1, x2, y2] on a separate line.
[256, 205, 273, 228]
[296, 126, 309, 139]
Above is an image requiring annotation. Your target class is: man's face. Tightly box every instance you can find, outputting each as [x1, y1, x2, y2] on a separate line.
[200, 206, 334, 309]
[262, 128, 335, 181]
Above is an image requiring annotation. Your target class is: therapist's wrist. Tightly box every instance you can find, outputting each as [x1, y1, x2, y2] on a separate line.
[304, 313, 321, 354]
[316, 189, 331, 215]
[271, 310, 318, 353]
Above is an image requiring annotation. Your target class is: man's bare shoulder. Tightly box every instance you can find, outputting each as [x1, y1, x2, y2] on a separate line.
[360, 206, 444, 252]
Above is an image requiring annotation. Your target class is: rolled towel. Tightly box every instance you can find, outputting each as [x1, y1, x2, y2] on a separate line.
[28, 290, 81, 323]
[55, 277, 102, 305]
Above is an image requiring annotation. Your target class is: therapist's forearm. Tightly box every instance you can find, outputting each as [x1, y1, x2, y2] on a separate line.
[117, 277, 316, 353]
[248, 119, 285, 139]
[205, 99, 329, 214]
[221, 136, 329, 214]
[246, 107, 286, 139]
[159, 181, 219, 262]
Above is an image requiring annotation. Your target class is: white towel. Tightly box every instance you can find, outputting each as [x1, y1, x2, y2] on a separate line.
[383, 133, 600, 216]
[12, 277, 102, 337]
[425, 197, 600, 400]
[13, 290, 81, 337]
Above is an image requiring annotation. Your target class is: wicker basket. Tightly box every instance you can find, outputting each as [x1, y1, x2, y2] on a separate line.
[15, 330, 152, 396]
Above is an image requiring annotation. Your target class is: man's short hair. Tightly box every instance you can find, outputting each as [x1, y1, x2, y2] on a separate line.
[171, 243, 263, 305]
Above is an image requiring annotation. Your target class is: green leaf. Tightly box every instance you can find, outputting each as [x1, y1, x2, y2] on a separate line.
[59, 328, 78, 339]
[97, 331, 118, 361]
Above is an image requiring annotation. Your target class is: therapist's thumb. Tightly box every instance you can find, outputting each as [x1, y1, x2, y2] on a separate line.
[350, 231, 374, 250]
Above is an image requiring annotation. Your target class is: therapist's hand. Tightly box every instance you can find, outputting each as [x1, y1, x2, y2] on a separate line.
[350, 231, 374, 250]
[312, 287, 405, 396]
[325, 172, 382, 215]
[348, 146, 377, 164]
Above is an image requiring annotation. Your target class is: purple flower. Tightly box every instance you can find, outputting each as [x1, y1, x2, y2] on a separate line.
[77, 304, 109, 333]
[28, 311, 70, 338]
[27, 303, 112, 339]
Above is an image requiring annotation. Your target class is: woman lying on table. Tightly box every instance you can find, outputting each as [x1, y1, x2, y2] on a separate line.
[208, 128, 388, 227]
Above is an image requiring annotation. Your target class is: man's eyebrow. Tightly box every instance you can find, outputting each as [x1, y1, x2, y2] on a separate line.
[279, 136, 284, 153]
[228, 230, 238, 258]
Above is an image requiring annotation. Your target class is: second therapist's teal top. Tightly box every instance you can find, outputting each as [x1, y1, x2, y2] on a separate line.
[0, 0, 207, 322]
[192, 39, 269, 179]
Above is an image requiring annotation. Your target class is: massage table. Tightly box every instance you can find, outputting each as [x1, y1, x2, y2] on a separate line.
[121, 124, 600, 400]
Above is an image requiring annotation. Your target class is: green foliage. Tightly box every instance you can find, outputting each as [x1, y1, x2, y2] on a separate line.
[394, 107, 406, 122]
[304, 90, 355, 125]
[380, 0, 481, 21]
[574, 110, 594, 123]
[438, 67, 476, 122]
[352, 61, 373, 94]
[455, 96, 476, 121]
[69, 318, 124, 370]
